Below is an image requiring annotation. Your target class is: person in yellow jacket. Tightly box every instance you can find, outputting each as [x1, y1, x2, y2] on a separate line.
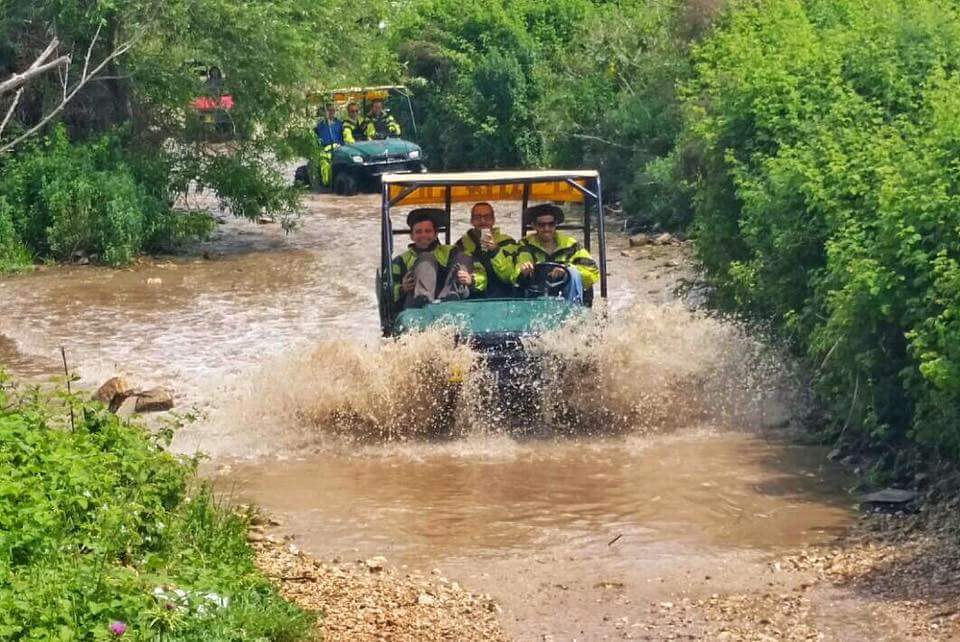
[513, 203, 599, 303]
[342, 101, 366, 144]
[393, 209, 473, 308]
[453, 202, 518, 298]
[364, 98, 401, 139]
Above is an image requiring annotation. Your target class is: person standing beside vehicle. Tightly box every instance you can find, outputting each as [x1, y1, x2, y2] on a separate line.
[343, 101, 366, 144]
[393, 209, 473, 309]
[314, 102, 344, 187]
[453, 202, 518, 298]
[513, 203, 599, 304]
[364, 98, 401, 139]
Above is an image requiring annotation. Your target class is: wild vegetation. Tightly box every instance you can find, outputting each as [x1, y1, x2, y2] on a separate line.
[0, 371, 313, 638]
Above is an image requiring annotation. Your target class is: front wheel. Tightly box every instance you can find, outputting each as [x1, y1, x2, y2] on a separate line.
[333, 171, 358, 196]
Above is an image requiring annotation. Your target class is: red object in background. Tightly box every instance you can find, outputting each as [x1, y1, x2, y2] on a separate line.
[190, 95, 234, 111]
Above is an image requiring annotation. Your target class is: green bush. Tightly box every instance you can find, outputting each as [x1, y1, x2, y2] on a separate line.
[0, 373, 313, 640]
[0, 127, 214, 268]
[676, 0, 960, 458]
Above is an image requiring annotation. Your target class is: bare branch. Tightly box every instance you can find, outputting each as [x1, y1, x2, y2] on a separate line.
[0, 33, 141, 154]
[27, 38, 61, 71]
[570, 133, 636, 150]
[0, 54, 72, 95]
[82, 23, 104, 82]
[0, 89, 23, 139]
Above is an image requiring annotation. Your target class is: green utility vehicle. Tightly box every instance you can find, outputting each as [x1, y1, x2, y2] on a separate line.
[296, 86, 427, 194]
[377, 170, 608, 405]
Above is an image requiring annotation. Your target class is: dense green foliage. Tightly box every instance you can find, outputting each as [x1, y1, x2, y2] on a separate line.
[678, 0, 960, 459]
[0, 127, 214, 266]
[0, 373, 312, 640]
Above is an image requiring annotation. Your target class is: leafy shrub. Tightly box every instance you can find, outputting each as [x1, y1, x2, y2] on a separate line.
[676, 0, 960, 458]
[0, 127, 214, 268]
[0, 372, 312, 640]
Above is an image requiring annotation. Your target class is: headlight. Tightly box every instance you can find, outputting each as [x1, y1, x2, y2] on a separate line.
[408, 150, 420, 159]
[351, 155, 364, 163]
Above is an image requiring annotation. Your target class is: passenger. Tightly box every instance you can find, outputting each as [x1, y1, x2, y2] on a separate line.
[313, 102, 343, 187]
[343, 101, 366, 144]
[393, 209, 473, 309]
[314, 102, 344, 147]
[513, 203, 599, 304]
[453, 202, 518, 298]
[364, 98, 401, 139]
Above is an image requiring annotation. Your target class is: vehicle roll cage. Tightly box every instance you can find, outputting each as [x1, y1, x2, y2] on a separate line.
[378, 171, 607, 334]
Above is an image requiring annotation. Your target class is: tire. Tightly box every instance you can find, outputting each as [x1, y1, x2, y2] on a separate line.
[333, 171, 358, 196]
[293, 164, 310, 187]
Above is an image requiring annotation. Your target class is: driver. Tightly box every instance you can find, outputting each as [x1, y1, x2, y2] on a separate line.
[513, 203, 599, 303]
[393, 209, 473, 309]
[364, 98, 401, 139]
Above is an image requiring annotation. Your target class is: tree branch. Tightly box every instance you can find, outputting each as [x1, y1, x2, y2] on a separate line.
[0, 55, 72, 96]
[0, 33, 140, 154]
[570, 133, 635, 150]
[0, 89, 23, 139]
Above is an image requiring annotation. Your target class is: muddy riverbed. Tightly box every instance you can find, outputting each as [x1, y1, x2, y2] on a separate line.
[2, 192, 955, 640]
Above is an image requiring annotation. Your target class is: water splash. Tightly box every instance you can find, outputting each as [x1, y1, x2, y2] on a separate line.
[183, 301, 803, 457]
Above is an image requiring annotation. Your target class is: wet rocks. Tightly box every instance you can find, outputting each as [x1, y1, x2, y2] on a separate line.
[95, 377, 175, 414]
[862, 488, 919, 505]
[93, 376, 134, 411]
[628, 233, 652, 247]
[134, 388, 174, 412]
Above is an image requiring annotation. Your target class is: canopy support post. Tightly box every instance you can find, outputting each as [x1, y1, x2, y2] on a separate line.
[521, 182, 531, 237]
[595, 176, 607, 299]
[444, 186, 452, 244]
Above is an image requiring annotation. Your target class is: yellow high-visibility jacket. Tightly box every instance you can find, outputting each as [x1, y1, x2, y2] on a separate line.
[391, 242, 455, 302]
[511, 232, 599, 289]
[343, 117, 365, 144]
[453, 227, 517, 294]
[365, 112, 401, 139]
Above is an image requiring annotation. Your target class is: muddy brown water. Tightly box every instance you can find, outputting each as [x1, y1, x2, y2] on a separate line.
[2, 192, 872, 639]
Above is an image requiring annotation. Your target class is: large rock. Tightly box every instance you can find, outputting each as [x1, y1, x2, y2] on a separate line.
[862, 488, 919, 505]
[135, 388, 174, 413]
[654, 232, 675, 245]
[93, 377, 134, 412]
[628, 233, 651, 247]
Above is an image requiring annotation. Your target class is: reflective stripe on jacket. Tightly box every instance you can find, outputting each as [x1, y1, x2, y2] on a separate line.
[391, 242, 455, 302]
[512, 232, 599, 289]
[454, 227, 517, 293]
[365, 113, 401, 139]
[343, 117, 364, 144]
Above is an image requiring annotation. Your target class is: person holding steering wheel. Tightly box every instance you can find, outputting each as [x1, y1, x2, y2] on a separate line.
[513, 203, 599, 304]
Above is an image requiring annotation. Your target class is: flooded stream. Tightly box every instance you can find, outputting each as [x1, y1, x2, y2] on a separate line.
[1, 192, 870, 639]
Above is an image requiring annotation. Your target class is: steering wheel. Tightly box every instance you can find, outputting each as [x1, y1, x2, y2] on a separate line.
[524, 262, 570, 297]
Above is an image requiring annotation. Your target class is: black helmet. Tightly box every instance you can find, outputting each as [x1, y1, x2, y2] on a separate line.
[524, 203, 564, 226]
[406, 208, 445, 228]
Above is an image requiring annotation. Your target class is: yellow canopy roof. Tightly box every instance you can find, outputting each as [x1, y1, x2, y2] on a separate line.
[308, 85, 408, 105]
[384, 170, 599, 206]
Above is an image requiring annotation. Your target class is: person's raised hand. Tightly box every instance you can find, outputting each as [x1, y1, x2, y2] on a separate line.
[549, 266, 566, 280]
[456, 268, 473, 285]
[480, 236, 497, 252]
[519, 262, 535, 277]
[401, 272, 415, 293]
